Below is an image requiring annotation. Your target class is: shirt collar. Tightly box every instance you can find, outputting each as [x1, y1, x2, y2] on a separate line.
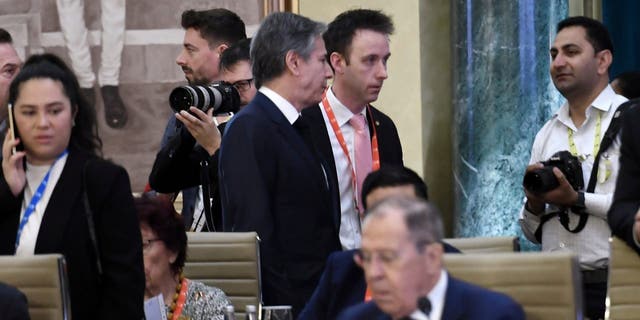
[409, 269, 447, 320]
[555, 84, 618, 129]
[326, 86, 368, 126]
[259, 86, 300, 125]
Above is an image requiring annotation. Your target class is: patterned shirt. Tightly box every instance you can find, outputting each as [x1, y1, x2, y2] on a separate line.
[166, 279, 230, 320]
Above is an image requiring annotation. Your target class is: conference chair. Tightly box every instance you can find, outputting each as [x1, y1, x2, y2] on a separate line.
[443, 236, 520, 253]
[606, 236, 640, 320]
[0, 254, 71, 320]
[184, 232, 261, 318]
[444, 251, 582, 320]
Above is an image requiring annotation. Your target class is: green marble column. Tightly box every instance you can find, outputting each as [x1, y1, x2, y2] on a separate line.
[452, 0, 567, 249]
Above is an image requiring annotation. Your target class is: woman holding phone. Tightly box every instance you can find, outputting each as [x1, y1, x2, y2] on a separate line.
[0, 53, 144, 319]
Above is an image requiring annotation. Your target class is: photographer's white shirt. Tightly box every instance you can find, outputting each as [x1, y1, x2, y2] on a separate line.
[519, 85, 627, 270]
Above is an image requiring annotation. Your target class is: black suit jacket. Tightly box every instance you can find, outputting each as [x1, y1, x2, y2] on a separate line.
[0, 151, 145, 319]
[0, 283, 29, 320]
[337, 275, 525, 320]
[299, 244, 461, 320]
[609, 99, 640, 254]
[150, 117, 226, 231]
[302, 104, 403, 226]
[219, 92, 341, 315]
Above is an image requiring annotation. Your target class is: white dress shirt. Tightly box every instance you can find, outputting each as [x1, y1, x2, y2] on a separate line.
[408, 269, 448, 320]
[15, 154, 68, 256]
[319, 87, 369, 250]
[260, 86, 300, 124]
[519, 85, 627, 270]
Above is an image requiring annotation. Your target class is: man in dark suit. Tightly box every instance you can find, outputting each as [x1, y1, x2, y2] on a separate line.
[302, 9, 403, 251]
[609, 100, 640, 254]
[337, 197, 524, 320]
[299, 166, 460, 320]
[218, 12, 339, 316]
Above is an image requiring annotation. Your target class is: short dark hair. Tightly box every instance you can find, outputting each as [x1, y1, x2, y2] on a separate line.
[181, 8, 246, 47]
[323, 9, 394, 65]
[361, 166, 428, 210]
[613, 71, 640, 99]
[135, 194, 187, 275]
[557, 16, 614, 56]
[9, 53, 102, 156]
[251, 12, 325, 87]
[220, 38, 251, 73]
[0, 28, 13, 44]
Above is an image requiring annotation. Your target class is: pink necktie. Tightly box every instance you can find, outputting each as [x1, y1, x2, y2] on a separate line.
[349, 114, 373, 213]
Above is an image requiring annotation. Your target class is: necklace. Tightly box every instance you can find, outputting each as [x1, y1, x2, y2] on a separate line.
[167, 274, 187, 320]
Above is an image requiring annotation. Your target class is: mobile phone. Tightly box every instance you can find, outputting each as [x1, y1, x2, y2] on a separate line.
[7, 103, 23, 154]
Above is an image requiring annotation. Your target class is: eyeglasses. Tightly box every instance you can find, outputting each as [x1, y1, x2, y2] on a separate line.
[231, 78, 254, 92]
[142, 238, 162, 253]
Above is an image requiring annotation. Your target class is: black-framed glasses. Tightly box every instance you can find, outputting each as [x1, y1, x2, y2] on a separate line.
[142, 238, 162, 253]
[231, 78, 254, 92]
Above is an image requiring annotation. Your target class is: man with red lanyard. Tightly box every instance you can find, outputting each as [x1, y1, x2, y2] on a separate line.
[303, 8, 403, 251]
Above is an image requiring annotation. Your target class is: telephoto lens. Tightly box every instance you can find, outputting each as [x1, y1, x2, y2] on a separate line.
[169, 81, 241, 115]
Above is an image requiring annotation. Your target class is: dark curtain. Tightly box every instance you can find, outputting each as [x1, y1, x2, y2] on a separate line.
[603, 1, 640, 77]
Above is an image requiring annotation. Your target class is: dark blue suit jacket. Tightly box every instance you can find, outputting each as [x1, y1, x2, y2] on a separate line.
[219, 92, 341, 315]
[336, 275, 525, 320]
[299, 244, 461, 320]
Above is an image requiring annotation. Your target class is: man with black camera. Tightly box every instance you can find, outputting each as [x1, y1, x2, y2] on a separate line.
[149, 8, 246, 231]
[519, 17, 627, 320]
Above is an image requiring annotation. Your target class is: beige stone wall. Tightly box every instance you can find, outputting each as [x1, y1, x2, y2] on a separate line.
[299, 0, 454, 234]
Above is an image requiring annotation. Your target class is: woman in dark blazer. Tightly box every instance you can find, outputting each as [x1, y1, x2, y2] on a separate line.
[0, 54, 144, 319]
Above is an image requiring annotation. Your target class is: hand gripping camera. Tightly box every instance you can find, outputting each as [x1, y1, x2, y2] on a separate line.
[522, 150, 584, 194]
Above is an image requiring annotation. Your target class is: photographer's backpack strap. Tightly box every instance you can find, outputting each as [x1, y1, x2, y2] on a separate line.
[534, 101, 632, 240]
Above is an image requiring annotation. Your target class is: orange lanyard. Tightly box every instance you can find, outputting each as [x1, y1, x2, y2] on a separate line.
[171, 278, 188, 320]
[364, 286, 373, 302]
[321, 92, 380, 212]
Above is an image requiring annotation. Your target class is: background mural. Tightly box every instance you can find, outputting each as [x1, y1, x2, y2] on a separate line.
[0, 0, 264, 191]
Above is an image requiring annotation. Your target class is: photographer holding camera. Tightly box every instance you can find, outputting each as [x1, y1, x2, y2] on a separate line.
[518, 17, 628, 320]
[149, 8, 246, 232]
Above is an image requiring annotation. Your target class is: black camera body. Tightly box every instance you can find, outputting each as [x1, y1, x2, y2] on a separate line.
[523, 150, 584, 194]
[169, 81, 240, 116]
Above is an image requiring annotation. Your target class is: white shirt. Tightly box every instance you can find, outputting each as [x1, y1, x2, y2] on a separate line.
[15, 154, 68, 256]
[260, 86, 300, 124]
[319, 87, 370, 250]
[519, 85, 627, 270]
[408, 269, 448, 320]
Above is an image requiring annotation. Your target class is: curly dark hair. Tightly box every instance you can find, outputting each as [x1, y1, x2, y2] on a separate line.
[135, 194, 187, 275]
[8, 53, 102, 156]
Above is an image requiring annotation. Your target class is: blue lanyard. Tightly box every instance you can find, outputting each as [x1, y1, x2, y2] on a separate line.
[15, 150, 69, 251]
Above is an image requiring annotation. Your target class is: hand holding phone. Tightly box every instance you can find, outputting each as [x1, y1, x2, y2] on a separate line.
[7, 103, 23, 155]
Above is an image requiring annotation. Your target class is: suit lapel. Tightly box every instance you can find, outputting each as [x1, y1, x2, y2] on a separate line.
[35, 151, 86, 253]
[442, 276, 466, 320]
[256, 93, 329, 191]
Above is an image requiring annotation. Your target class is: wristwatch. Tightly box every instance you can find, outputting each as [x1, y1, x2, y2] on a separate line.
[571, 191, 586, 213]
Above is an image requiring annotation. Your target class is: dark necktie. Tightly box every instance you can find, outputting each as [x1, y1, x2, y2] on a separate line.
[399, 297, 432, 320]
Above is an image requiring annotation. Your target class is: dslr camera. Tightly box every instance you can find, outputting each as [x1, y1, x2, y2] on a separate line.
[522, 150, 584, 194]
[169, 81, 240, 116]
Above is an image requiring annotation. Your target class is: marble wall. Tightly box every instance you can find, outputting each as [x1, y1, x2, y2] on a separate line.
[452, 0, 567, 248]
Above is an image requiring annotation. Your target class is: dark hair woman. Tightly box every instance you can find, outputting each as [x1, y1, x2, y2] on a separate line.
[0, 53, 144, 319]
[136, 194, 230, 319]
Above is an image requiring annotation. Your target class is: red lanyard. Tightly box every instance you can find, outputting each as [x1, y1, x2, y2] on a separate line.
[321, 91, 380, 212]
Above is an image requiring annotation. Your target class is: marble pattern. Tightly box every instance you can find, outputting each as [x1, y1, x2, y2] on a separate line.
[452, 0, 567, 250]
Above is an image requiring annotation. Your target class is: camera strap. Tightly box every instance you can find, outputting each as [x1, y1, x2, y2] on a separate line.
[199, 159, 215, 232]
[535, 101, 632, 240]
